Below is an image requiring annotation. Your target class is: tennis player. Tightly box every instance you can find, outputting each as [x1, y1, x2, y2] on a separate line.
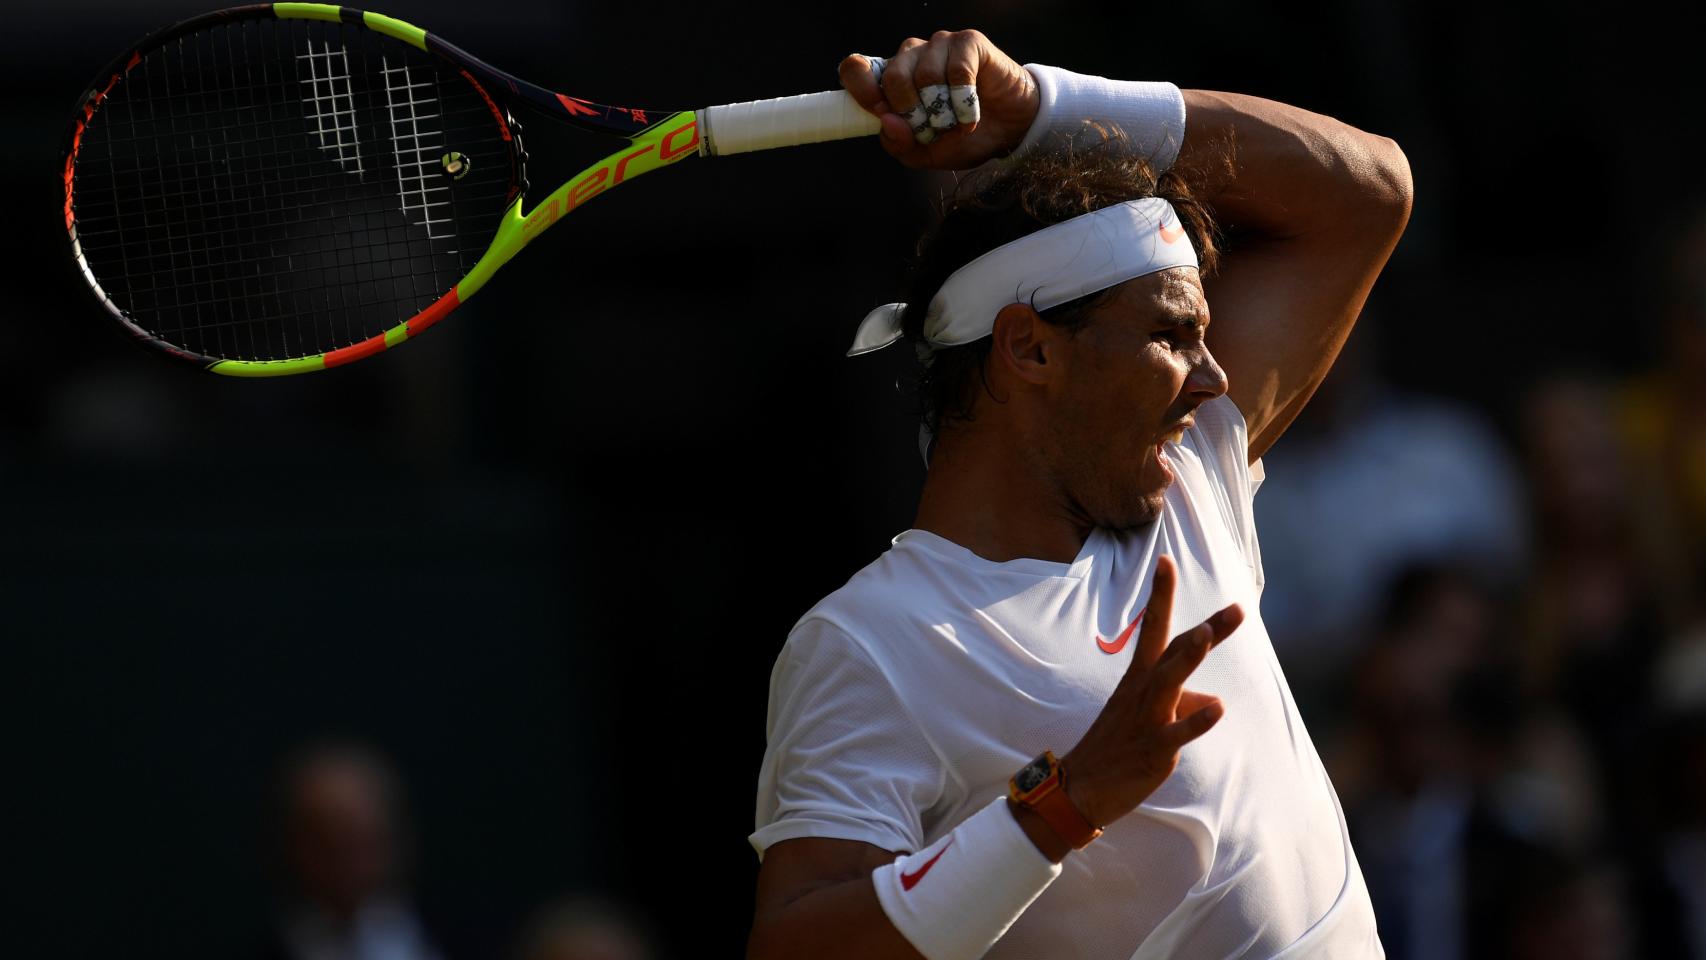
[748, 30, 1411, 959]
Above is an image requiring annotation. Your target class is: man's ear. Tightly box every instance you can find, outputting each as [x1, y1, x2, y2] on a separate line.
[990, 302, 1060, 386]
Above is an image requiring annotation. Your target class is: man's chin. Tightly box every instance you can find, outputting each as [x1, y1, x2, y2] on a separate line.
[1102, 492, 1166, 536]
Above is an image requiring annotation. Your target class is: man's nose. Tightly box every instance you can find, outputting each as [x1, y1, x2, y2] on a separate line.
[1188, 348, 1229, 399]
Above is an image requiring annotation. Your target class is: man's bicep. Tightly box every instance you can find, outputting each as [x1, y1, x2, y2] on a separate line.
[749, 837, 926, 960]
[754, 836, 900, 917]
[1189, 113, 1413, 464]
[1204, 225, 1398, 464]
[756, 620, 945, 857]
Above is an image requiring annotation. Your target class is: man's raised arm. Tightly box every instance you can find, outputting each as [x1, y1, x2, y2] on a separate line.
[840, 35, 1413, 463]
[1177, 91, 1412, 462]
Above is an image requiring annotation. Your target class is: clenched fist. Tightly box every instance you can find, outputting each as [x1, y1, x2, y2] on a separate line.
[839, 30, 1039, 169]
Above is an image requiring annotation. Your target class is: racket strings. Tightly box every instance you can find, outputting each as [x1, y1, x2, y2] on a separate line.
[381, 57, 456, 241]
[71, 17, 516, 363]
[299, 38, 367, 178]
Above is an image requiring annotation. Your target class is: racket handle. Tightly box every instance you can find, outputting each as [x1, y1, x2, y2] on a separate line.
[698, 90, 881, 156]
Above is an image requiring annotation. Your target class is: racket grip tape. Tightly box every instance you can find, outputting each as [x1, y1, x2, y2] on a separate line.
[698, 90, 880, 156]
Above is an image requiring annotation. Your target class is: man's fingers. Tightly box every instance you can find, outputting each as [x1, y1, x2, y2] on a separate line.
[914, 35, 955, 132]
[880, 39, 932, 144]
[1160, 604, 1244, 666]
[1145, 621, 1216, 720]
[1131, 555, 1177, 669]
[876, 113, 916, 155]
[1176, 689, 1220, 716]
[1208, 604, 1245, 641]
[1159, 698, 1226, 751]
[1145, 604, 1243, 718]
[921, 85, 954, 131]
[853, 41, 926, 157]
[837, 54, 890, 116]
[944, 31, 982, 127]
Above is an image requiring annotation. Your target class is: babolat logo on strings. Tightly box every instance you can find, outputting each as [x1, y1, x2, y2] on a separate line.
[441, 152, 471, 180]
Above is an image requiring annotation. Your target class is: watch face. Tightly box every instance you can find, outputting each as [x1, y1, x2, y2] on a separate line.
[1014, 756, 1051, 793]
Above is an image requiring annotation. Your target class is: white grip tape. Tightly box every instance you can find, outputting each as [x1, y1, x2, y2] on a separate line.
[698, 90, 881, 156]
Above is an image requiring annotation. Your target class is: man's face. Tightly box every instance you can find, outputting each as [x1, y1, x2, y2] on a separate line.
[1036, 268, 1227, 532]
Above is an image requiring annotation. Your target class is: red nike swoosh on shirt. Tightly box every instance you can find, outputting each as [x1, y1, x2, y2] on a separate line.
[900, 839, 954, 891]
[1095, 609, 1146, 655]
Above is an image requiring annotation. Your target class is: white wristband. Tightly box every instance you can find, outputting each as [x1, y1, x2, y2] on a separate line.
[1012, 64, 1187, 172]
[871, 797, 1063, 960]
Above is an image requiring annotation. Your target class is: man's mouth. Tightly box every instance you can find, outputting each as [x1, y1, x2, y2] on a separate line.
[1156, 419, 1192, 449]
[1152, 421, 1190, 482]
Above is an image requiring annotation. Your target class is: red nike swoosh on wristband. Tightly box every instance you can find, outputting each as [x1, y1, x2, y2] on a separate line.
[900, 839, 954, 891]
[1095, 609, 1146, 655]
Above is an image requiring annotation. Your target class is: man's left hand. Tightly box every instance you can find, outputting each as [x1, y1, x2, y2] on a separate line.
[838, 30, 1039, 170]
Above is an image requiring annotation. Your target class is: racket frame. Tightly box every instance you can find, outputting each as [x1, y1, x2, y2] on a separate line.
[64, 2, 701, 376]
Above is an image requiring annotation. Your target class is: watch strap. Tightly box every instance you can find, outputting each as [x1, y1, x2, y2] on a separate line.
[1009, 751, 1102, 849]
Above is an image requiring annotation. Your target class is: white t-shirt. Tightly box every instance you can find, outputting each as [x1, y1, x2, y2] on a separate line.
[752, 394, 1384, 959]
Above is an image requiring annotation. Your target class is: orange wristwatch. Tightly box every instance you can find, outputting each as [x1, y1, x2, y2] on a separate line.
[1008, 750, 1103, 849]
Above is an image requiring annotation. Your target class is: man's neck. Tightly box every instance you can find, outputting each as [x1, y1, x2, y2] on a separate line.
[913, 428, 1091, 564]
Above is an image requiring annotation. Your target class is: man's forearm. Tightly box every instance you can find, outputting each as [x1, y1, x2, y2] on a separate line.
[1169, 88, 1412, 458]
[749, 873, 925, 960]
[750, 803, 1071, 960]
[1177, 89, 1413, 238]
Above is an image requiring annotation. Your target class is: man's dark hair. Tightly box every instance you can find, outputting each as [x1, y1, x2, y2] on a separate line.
[900, 130, 1223, 436]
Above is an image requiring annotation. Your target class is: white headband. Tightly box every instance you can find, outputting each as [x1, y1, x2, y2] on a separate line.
[849, 197, 1198, 357]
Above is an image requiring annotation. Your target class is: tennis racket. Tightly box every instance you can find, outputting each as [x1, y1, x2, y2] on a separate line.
[63, 3, 881, 376]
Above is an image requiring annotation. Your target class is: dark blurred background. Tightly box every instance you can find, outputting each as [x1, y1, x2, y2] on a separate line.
[9, 0, 1705, 957]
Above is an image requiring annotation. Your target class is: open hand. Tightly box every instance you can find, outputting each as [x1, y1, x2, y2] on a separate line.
[1062, 555, 1244, 828]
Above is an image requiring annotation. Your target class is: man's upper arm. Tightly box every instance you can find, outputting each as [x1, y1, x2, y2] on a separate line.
[1205, 196, 1409, 464]
[754, 836, 900, 918]
[1181, 91, 1414, 464]
[753, 617, 946, 857]
[749, 616, 934, 960]
[749, 836, 926, 960]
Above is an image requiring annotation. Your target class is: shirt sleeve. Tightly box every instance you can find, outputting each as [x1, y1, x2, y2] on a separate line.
[1181, 394, 1266, 591]
[751, 617, 946, 859]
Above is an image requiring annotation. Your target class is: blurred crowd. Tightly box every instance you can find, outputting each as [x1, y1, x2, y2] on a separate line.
[263, 744, 663, 960]
[1255, 213, 1706, 959]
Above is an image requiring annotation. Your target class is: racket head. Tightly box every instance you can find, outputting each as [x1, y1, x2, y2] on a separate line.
[63, 4, 526, 374]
